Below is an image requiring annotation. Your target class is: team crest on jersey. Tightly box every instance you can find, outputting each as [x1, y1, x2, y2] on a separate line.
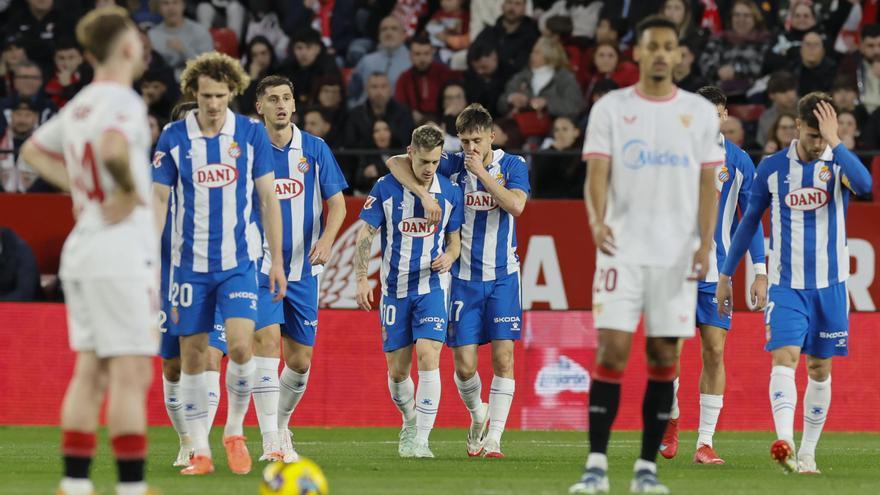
[152, 151, 165, 168]
[298, 157, 310, 173]
[170, 306, 179, 324]
[818, 165, 832, 182]
[227, 141, 241, 159]
[495, 173, 506, 186]
[679, 114, 693, 128]
[718, 165, 730, 183]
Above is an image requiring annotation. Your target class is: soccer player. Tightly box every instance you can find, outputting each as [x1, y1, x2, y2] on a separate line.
[158, 100, 230, 467]
[717, 93, 872, 474]
[152, 52, 286, 476]
[659, 86, 769, 465]
[569, 16, 723, 494]
[251, 75, 348, 463]
[354, 124, 463, 458]
[387, 103, 529, 458]
[20, 7, 157, 495]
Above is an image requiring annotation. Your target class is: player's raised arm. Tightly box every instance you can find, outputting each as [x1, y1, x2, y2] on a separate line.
[386, 153, 442, 226]
[256, 172, 285, 301]
[354, 222, 379, 310]
[466, 150, 528, 217]
[20, 116, 69, 192]
[814, 101, 873, 195]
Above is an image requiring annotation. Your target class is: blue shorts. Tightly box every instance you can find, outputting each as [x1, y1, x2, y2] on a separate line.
[168, 262, 259, 337]
[765, 282, 849, 358]
[159, 306, 227, 359]
[257, 274, 319, 346]
[446, 273, 522, 347]
[696, 284, 732, 330]
[379, 291, 448, 353]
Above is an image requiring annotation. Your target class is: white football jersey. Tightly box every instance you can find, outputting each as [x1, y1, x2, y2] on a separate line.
[582, 86, 724, 266]
[31, 81, 157, 280]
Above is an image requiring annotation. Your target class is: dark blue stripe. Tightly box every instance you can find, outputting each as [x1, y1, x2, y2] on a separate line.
[387, 188, 402, 295]
[408, 196, 425, 294]
[207, 136, 223, 272]
[779, 165, 792, 286]
[470, 199, 488, 281]
[802, 163, 816, 288]
[273, 147, 294, 267]
[180, 137, 195, 272]
[826, 168, 838, 284]
[234, 122, 250, 266]
[300, 153, 317, 279]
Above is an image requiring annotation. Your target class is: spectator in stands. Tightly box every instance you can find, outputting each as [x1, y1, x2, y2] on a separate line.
[348, 16, 410, 108]
[0, 35, 27, 100]
[237, 36, 278, 116]
[3, 61, 55, 123]
[0, 96, 55, 193]
[672, 40, 707, 93]
[793, 30, 837, 95]
[588, 14, 630, 64]
[581, 41, 638, 104]
[464, 40, 510, 117]
[139, 68, 178, 121]
[310, 74, 347, 147]
[498, 36, 584, 120]
[0, 227, 41, 301]
[763, 112, 797, 154]
[278, 27, 341, 110]
[492, 116, 525, 150]
[756, 70, 798, 147]
[764, 0, 856, 73]
[721, 115, 747, 148]
[539, 0, 602, 42]
[44, 39, 87, 109]
[829, 74, 875, 148]
[473, 0, 540, 75]
[838, 24, 880, 114]
[438, 80, 468, 151]
[2, 0, 74, 74]
[148, 0, 215, 78]
[195, 0, 247, 41]
[344, 72, 415, 149]
[661, 0, 706, 49]
[585, 78, 618, 117]
[837, 109, 863, 151]
[700, 0, 771, 99]
[426, 0, 471, 69]
[353, 119, 397, 195]
[137, 27, 175, 86]
[532, 114, 584, 198]
[148, 113, 163, 150]
[302, 106, 333, 141]
[395, 34, 457, 125]
[242, 0, 290, 60]
[296, 0, 360, 65]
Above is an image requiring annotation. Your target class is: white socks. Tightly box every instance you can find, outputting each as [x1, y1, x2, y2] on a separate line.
[415, 369, 441, 444]
[116, 482, 148, 495]
[205, 370, 221, 432]
[454, 371, 483, 419]
[670, 377, 680, 420]
[487, 376, 515, 443]
[800, 375, 831, 456]
[252, 356, 281, 441]
[224, 359, 256, 437]
[59, 478, 94, 495]
[697, 394, 723, 447]
[162, 376, 188, 441]
[586, 452, 608, 471]
[769, 365, 797, 447]
[278, 366, 310, 429]
[388, 374, 416, 423]
[180, 372, 210, 456]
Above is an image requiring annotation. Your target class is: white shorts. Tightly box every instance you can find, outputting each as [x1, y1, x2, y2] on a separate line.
[592, 254, 697, 338]
[64, 277, 160, 358]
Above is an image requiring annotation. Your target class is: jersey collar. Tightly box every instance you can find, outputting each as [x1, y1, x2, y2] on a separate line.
[185, 108, 236, 139]
[428, 173, 442, 194]
[290, 124, 303, 150]
[786, 140, 833, 163]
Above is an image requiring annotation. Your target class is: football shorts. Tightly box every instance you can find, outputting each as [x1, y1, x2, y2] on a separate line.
[379, 290, 448, 353]
[257, 274, 319, 347]
[168, 262, 259, 337]
[696, 283, 732, 330]
[447, 272, 522, 347]
[765, 282, 849, 358]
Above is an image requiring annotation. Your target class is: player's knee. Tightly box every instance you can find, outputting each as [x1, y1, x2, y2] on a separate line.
[806, 359, 831, 381]
[254, 328, 280, 357]
[110, 358, 153, 392]
[226, 342, 252, 364]
[284, 350, 312, 374]
[417, 351, 440, 371]
[388, 368, 410, 382]
[492, 352, 514, 376]
[701, 343, 725, 367]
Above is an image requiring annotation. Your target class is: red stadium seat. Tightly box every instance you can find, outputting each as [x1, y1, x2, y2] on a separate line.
[210, 28, 239, 58]
[727, 104, 766, 123]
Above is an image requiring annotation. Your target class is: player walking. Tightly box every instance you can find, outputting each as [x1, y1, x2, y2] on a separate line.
[716, 93, 872, 474]
[354, 125, 464, 458]
[21, 7, 158, 495]
[659, 86, 769, 465]
[152, 52, 286, 475]
[569, 16, 723, 494]
[387, 103, 529, 458]
[251, 75, 348, 463]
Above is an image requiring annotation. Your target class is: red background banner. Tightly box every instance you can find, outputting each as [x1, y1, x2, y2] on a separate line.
[1, 304, 878, 431]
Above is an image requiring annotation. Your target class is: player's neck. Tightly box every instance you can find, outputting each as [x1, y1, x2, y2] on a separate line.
[636, 78, 676, 99]
[267, 123, 293, 148]
[795, 141, 813, 162]
[196, 111, 227, 137]
[92, 66, 132, 88]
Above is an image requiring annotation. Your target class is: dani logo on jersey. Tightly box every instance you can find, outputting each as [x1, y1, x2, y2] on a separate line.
[621, 139, 691, 170]
[785, 187, 829, 211]
[194, 163, 238, 188]
[398, 217, 438, 237]
[274, 178, 304, 200]
[465, 191, 498, 211]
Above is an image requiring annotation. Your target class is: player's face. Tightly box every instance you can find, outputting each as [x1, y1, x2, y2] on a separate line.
[634, 27, 681, 83]
[257, 84, 295, 129]
[796, 120, 827, 161]
[458, 127, 495, 164]
[715, 104, 728, 124]
[409, 146, 442, 185]
[196, 76, 232, 122]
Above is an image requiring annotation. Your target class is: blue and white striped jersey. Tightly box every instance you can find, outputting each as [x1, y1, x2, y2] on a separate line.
[722, 141, 873, 289]
[259, 125, 347, 281]
[153, 109, 274, 273]
[701, 137, 766, 288]
[359, 174, 464, 298]
[438, 149, 530, 281]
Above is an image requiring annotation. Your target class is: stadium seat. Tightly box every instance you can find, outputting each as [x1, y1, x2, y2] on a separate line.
[727, 104, 766, 123]
[871, 156, 880, 201]
[210, 28, 239, 58]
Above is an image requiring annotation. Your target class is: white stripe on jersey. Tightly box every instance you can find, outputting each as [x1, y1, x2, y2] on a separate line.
[768, 172, 782, 286]
[788, 165, 805, 288]
[813, 164, 829, 287]
[380, 197, 394, 296]
[171, 146, 183, 268]
[192, 139, 210, 272]
[310, 164, 323, 277]
[833, 164, 848, 278]
[220, 134, 238, 270]
[395, 190, 416, 298]
[288, 149, 306, 280]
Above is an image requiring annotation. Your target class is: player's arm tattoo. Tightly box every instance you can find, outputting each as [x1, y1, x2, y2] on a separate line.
[355, 223, 378, 280]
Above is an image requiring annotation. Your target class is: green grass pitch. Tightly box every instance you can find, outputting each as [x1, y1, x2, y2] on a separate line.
[1, 426, 878, 494]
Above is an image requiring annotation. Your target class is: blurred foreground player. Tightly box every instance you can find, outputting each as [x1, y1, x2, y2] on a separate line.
[717, 93, 872, 474]
[21, 7, 158, 495]
[570, 16, 723, 494]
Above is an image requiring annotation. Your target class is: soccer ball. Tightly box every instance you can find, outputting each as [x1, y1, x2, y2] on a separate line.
[259, 459, 329, 495]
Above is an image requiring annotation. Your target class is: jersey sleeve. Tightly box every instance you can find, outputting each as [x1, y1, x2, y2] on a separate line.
[734, 149, 766, 265]
[699, 105, 724, 168]
[358, 179, 386, 228]
[505, 155, 531, 195]
[582, 97, 612, 160]
[251, 123, 275, 179]
[29, 113, 65, 160]
[317, 140, 349, 199]
[438, 151, 464, 177]
[445, 183, 464, 233]
[152, 126, 178, 186]
[102, 97, 148, 145]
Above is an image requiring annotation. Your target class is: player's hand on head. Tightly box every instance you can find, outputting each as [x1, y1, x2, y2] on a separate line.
[591, 222, 616, 256]
[813, 101, 840, 146]
[750, 274, 769, 310]
[355, 278, 373, 310]
[269, 263, 287, 302]
[101, 190, 142, 225]
[431, 253, 452, 273]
